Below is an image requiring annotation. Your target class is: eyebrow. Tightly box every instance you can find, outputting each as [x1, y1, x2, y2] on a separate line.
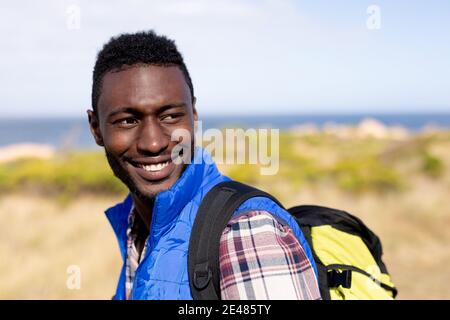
[107, 107, 138, 119]
[158, 102, 187, 113]
[107, 102, 187, 119]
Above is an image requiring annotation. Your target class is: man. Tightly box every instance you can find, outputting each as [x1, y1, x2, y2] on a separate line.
[88, 31, 321, 300]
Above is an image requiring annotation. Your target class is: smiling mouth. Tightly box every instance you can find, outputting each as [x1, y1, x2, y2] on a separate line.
[134, 160, 170, 172]
[126, 157, 176, 182]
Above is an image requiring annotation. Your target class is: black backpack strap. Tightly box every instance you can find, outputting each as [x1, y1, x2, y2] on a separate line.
[188, 180, 283, 300]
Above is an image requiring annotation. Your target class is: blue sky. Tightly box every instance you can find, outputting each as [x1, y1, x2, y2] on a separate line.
[1, 0, 449, 117]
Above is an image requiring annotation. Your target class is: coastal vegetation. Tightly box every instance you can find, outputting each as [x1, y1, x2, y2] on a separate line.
[0, 126, 449, 299]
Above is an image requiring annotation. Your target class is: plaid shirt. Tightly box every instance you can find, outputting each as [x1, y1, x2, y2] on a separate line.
[125, 208, 321, 300]
[125, 206, 150, 300]
[219, 210, 321, 300]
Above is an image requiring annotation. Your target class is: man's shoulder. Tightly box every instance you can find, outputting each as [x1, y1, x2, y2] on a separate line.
[219, 209, 322, 300]
[222, 209, 293, 237]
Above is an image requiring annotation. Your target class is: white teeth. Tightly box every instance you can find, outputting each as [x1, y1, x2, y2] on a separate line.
[141, 161, 169, 172]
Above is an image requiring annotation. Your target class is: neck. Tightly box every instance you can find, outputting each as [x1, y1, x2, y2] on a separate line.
[131, 193, 154, 231]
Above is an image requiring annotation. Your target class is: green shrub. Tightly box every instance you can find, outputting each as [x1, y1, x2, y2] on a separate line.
[331, 157, 405, 193]
[1, 130, 447, 201]
[0, 151, 127, 197]
[422, 153, 444, 178]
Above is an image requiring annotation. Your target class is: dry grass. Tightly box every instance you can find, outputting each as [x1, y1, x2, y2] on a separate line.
[0, 181, 448, 299]
[0, 194, 123, 299]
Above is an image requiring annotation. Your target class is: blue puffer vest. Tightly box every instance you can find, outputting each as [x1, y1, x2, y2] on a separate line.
[105, 147, 318, 299]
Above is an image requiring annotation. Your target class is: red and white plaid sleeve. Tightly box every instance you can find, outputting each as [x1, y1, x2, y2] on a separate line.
[219, 210, 321, 300]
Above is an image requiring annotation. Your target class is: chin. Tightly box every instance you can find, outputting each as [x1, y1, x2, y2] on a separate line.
[135, 177, 177, 199]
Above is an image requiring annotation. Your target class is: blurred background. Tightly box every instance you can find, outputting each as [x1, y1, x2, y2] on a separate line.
[0, 0, 449, 299]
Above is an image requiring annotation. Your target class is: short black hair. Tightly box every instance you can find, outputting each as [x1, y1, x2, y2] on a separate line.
[91, 30, 194, 113]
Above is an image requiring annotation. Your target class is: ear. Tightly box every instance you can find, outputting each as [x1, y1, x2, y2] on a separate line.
[192, 97, 198, 122]
[87, 109, 104, 147]
[192, 97, 199, 133]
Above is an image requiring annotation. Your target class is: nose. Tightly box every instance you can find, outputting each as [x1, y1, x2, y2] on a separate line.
[136, 117, 170, 155]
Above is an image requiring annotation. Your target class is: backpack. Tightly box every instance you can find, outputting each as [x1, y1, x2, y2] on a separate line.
[188, 180, 398, 300]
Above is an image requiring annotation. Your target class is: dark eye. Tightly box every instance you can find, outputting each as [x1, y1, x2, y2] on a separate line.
[161, 113, 184, 123]
[115, 117, 138, 127]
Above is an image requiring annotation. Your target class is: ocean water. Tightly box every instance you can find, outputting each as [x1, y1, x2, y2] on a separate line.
[0, 113, 449, 149]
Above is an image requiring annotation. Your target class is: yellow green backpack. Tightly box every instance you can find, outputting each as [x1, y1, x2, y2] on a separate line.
[189, 181, 397, 300]
[289, 204, 397, 300]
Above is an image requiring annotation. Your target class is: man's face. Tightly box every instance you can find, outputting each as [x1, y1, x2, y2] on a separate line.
[88, 65, 197, 200]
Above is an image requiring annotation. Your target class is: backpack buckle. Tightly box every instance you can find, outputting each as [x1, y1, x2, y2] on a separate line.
[193, 263, 212, 290]
[328, 269, 352, 289]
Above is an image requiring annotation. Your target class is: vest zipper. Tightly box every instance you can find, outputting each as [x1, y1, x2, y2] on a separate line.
[130, 203, 158, 300]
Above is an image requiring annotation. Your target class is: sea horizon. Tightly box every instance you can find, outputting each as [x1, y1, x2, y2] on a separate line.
[1, 112, 449, 149]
